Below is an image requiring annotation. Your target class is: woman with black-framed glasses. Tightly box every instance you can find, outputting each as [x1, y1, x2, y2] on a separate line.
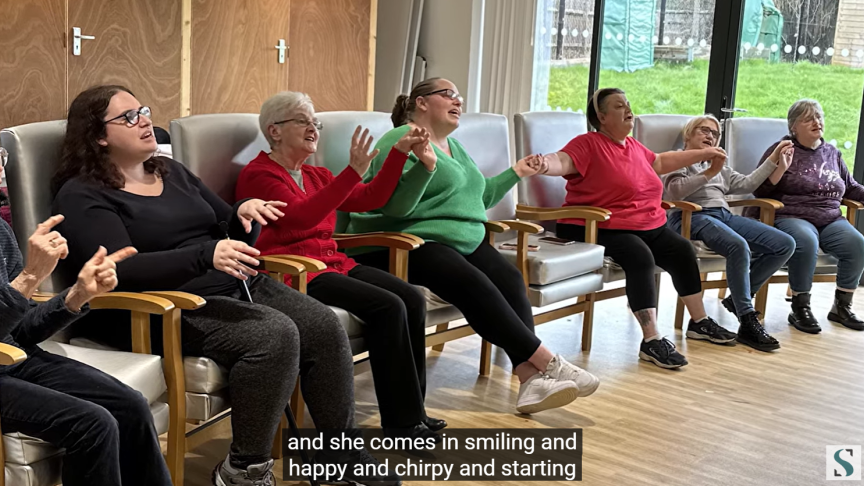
[345, 78, 600, 415]
[51, 85, 401, 486]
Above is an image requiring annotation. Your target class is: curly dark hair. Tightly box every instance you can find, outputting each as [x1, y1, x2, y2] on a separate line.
[52, 85, 169, 195]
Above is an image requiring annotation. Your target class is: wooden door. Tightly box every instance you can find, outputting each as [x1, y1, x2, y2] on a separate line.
[190, 0, 291, 115]
[67, 0, 182, 128]
[289, 0, 377, 111]
[0, 0, 67, 130]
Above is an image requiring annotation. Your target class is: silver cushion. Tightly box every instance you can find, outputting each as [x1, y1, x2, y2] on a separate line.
[2, 433, 62, 466]
[151, 401, 170, 436]
[497, 236, 605, 285]
[186, 389, 230, 422]
[725, 117, 788, 174]
[4, 458, 61, 486]
[528, 273, 604, 308]
[182, 356, 229, 394]
[602, 259, 663, 283]
[37, 341, 166, 405]
[309, 112, 394, 173]
[632, 114, 692, 153]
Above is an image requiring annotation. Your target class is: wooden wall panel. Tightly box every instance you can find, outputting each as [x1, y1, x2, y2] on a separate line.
[68, 0, 182, 128]
[289, 0, 376, 111]
[0, 0, 66, 130]
[190, 0, 291, 115]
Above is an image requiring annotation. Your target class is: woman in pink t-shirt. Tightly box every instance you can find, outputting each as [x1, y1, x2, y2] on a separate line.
[538, 88, 730, 370]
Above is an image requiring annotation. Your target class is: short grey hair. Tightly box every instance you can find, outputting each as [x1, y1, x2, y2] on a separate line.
[682, 114, 722, 147]
[787, 99, 824, 135]
[259, 91, 314, 147]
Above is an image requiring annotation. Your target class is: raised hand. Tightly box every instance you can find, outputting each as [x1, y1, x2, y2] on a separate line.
[22, 215, 69, 286]
[780, 145, 794, 169]
[349, 126, 380, 177]
[213, 240, 261, 281]
[237, 199, 287, 233]
[394, 127, 429, 155]
[412, 131, 437, 171]
[66, 246, 138, 311]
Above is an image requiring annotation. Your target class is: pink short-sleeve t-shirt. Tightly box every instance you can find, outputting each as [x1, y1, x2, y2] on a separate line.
[559, 131, 666, 230]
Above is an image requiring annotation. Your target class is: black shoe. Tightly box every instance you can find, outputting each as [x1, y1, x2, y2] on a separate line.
[789, 293, 821, 334]
[686, 316, 737, 344]
[736, 311, 780, 352]
[383, 422, 441, 444]
[721, 295, 736, 315]
[827, 289, 864, 330]
[315, 448, 402, 486]
[639, 337, 688, 369]
[423, 416, 447, 432]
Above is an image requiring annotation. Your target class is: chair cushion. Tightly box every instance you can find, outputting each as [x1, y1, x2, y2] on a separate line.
[186, 389, 230, 422]
[528, 273, 604, 308]
[4, 457, 61, 486]
[497, 236, 605, 285]
[151, 401, 170, 436]
[38, 341, 166, 405]
[695, 257, 729, 273]
[2, 433, 62, 465]
[602, 258, 663, 283]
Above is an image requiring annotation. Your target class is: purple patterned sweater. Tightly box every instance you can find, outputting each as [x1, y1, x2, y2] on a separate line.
[751, 136, 864, 228]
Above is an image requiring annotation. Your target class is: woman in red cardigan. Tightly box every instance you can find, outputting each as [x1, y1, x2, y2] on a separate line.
[235, 91, 443, 442]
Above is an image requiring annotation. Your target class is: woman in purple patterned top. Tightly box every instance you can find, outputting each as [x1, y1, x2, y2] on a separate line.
[753, 99, 864, 334]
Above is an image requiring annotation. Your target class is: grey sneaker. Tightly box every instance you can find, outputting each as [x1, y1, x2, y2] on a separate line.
[212, 456, 275, 486]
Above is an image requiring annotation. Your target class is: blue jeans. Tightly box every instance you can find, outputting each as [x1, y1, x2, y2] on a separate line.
[669, 208, 795, 316]
[774, 217, 864, 292]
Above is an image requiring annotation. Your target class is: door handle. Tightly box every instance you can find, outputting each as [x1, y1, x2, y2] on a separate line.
[720, 107, 748, 113]
[275, 39, 288, 64]
[72, 27, 96, 56]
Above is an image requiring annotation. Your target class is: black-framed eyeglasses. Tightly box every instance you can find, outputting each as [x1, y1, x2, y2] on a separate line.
[423, 88, 464, 105]
[274, 118, 324, 131]
[696, 126, 721, 139]
[0, 147, 7, 168]
[104, 106, 151, 126]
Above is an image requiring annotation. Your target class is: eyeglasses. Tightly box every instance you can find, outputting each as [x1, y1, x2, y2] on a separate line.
[0, 147, 7, 168]
[274, 118, 324, 131]
[104, 106, 151, 126]
[423, 88, 464, 105]
[696, 126, 721, 139]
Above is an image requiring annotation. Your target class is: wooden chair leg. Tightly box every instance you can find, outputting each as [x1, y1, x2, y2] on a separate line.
[272, 415, 288, 459]
[581, 293, 596, 352]
[431, 323, 449, 352]
[754, 285, 769, 316]
[290, 379, 304, 428]
[163, 310, 187, 486]
[674, 298, 686, 330]
[654, 273, 662, 307]
[717, 272, 727, 299]
[479, 340, 492, 376]
[786, 285, 792, 299]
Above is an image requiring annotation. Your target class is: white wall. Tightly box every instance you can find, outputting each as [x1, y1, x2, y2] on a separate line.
[373, 0, 424, 112]
[417, 0, 485, 113]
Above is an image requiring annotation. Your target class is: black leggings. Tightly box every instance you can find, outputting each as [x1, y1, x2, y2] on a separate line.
[307, 265, 428, 429]
[354, 242, 542, 368]
[557, 223, 702, 312]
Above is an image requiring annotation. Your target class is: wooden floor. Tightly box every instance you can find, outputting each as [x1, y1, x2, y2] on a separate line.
[175, 276, 864, 486]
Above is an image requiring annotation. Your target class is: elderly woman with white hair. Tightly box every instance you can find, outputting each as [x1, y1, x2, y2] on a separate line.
[662, 114, 796, 351]
[234, 91, 448, 444]
[750, 99, 864, 334]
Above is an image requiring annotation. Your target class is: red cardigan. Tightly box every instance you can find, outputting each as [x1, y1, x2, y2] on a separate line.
[235, 148, 409, 283]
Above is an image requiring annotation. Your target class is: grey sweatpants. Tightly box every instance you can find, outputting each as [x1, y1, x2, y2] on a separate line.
[181, 275, 355, 467]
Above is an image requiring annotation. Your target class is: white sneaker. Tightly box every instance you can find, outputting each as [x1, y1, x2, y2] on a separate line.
[516, 373, 579, 414]
[545, 354, 600, 397]
[212, 455, 275, 486]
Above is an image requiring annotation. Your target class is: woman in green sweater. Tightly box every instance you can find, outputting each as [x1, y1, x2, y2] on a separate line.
[346, 78, 599, 415]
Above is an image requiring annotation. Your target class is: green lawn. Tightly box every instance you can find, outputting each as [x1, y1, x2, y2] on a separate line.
[548, 59, 864, 169]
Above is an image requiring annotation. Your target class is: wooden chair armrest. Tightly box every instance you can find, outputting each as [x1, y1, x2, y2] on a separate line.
[666, 201, 702, 212]
[515, 204, 611, 222]
[727, 198, 783, 210]
[260, 255, 325, 275]
[842, 198, 864, 210]
[32, 291, 54, 303]
[499, 220, 544, 234]
[842, 198, 864, 225]
[484, 221, 510, 233]
[661, 200, 676, 210]
[88, 292, 176, 315]
[143, 291, 206, 310]
[727, 198, 782, 225]
[0, 342, 27, 366]
[335, 232, 424, 246]
[334, 233, 422, 251]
